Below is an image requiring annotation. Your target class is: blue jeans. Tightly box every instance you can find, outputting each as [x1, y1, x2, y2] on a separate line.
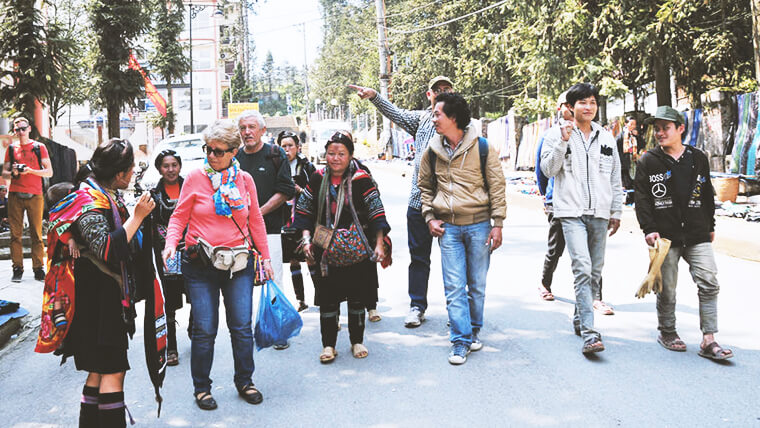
[439, 221, 491, 345]
[407, 207, 433, 311]
[182, 255, 255, 394]
[560, 216, 608, 342]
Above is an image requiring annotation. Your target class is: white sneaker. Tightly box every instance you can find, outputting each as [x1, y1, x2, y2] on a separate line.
[470, 334, 483, 352]
[404, 307, 425, 328]
[448, 343, 470, 365]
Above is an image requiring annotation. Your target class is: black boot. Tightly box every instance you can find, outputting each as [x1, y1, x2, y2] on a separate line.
[79, 385, 99, 428]
[98, 391, 130, 427]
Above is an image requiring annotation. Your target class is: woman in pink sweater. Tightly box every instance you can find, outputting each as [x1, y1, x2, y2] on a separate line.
[162, 119, 272, 410]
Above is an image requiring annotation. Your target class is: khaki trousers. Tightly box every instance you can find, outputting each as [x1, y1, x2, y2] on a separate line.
[8, 192, 45, 269]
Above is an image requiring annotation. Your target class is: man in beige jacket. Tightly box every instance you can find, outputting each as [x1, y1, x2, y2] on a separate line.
[418, 92, 506, 365]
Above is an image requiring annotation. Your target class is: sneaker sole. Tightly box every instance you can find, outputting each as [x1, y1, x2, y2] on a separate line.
[404, 315, 425, 328]
[470, 342, 483, 352]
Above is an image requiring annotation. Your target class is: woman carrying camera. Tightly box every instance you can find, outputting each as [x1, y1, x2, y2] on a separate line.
[294, 131, 390, 363]
[162, 120, 273, 410]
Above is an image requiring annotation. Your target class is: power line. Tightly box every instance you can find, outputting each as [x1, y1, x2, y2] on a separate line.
[386, 0, 509, 35]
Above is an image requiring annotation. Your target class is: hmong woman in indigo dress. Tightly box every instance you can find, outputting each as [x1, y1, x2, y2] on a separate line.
[59, 139, 156, 427]
[294, 130, 390, 364]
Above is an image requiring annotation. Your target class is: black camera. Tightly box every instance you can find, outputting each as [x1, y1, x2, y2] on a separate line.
[12, 164, 26, 175]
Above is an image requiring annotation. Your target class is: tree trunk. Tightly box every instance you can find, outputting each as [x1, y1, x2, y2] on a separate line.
[107, 103, 120, 139]
[752, 0, 760, 82]
[599, 95, 607, 124]
[654, 53, 672, 107]
[166, 80, 175, 135]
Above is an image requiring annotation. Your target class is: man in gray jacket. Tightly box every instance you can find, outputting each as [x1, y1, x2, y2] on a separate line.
[540, 83, 623, 354]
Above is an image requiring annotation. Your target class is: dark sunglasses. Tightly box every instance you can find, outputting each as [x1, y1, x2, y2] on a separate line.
[202, 144, 235, 157]
[13, 126, 28, 133]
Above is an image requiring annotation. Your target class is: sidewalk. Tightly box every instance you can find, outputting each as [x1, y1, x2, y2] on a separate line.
[0, 259, 43, 353]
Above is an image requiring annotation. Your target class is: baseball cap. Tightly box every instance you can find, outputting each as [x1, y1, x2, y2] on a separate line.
[556, 91, 569, 109]
[428, 75, 454, 91]
[644, 106, 684, 126]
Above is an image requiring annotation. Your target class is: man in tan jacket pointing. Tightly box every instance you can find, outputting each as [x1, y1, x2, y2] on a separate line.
[418, 92, 506, 365]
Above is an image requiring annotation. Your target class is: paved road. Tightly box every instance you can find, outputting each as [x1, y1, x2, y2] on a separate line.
[1, 161, 759, 427]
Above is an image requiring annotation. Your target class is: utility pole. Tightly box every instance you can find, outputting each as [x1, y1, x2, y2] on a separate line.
[374, 0, 391, 155]
[752, 0, 760, 83]
[301, 22, 310, 124]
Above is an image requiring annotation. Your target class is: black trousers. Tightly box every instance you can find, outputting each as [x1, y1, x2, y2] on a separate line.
[541, 211, 565, 291]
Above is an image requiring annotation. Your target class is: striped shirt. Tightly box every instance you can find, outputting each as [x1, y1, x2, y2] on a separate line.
[370, 94, 436, 210]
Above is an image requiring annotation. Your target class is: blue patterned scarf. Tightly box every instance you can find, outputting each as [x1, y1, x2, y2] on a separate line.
[204, 158, 245, 217]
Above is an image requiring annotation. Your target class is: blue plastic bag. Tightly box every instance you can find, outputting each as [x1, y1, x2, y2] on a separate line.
[254, 280, 303, 351]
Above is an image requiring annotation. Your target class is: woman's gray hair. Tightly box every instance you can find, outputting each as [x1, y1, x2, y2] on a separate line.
[237, 110, 266, 128]
[203, 119, 242, 150]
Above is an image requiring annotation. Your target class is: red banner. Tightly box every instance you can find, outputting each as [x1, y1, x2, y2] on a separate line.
[129, 53, 168, 117]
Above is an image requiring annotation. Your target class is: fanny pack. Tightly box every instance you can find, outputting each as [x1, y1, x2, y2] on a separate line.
[12, 192, 35, 200]
[190, 215, 254, 278]
[196, 237, 249, 277]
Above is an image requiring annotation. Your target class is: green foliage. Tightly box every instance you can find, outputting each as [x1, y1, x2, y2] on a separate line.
[0, 0, 74, 135]
[148, 0, 189, 134]
[309, 0, 756, 121]
[88, 0, 150, 138]
[231, 62, 253, 102]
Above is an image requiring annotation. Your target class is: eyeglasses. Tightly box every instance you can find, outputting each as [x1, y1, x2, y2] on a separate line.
[432, 87, 452, 95]
[13, 126, 28, 133]
[202, 144, 235, 157]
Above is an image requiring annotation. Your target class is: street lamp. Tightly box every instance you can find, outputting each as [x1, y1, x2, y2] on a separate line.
[188, 2, 224, 133]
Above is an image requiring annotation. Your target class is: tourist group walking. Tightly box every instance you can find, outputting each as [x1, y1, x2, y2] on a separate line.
[10, 73, 732, 427]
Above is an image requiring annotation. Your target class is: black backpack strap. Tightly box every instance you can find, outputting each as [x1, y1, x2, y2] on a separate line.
[267, 143, 283, 171]
[478, 137, 489, 191]
[428, 150, 437, 191]
[32, 143, 42, 169]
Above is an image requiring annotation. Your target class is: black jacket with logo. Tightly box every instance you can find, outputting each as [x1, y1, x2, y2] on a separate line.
[634, 145, 715, 247]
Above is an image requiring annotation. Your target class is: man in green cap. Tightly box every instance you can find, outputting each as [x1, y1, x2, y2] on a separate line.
[634, 105, 733, 360]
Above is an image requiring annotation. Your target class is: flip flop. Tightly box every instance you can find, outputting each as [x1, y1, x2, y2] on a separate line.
[539, 288, 555, 301]
[698, 342, 733, 361]
[320, 347, 337, 364]
[657, 333, 687, 352]
[368, 309, 382, 322]
[167, 350, 179, 366]
[352, 343, 369, 359]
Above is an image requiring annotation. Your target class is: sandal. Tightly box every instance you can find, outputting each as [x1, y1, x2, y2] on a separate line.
[539, 287, 555, 301]
[582, 337, 605, 354]
[194, 392, 217, 410]
[368, 309, 382, 322]
[320, 346, 337, 364]
[352, 343, 369, 359]
[167, 351, 179, 366]
[657, 333, 687, 352]
[297, 301, 309, 312]
[237, 383, 263, 405]
[593, 300, 615, 315]
[698, 341, 733, 361]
